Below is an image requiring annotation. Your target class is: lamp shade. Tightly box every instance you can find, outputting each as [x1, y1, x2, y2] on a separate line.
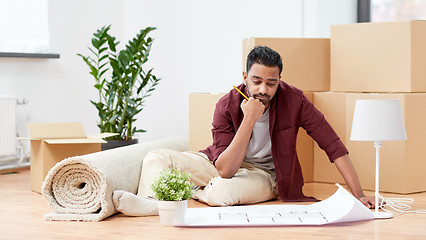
[350, 99, 407, 141]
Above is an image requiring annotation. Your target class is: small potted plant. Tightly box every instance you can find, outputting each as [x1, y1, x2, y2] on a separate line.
[151, 167, 194, 226]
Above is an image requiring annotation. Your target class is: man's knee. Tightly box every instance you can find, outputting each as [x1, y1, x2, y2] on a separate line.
[194, 170, 277, 206]
[142, 149, 174, 169]
[138, 149, 177, 198]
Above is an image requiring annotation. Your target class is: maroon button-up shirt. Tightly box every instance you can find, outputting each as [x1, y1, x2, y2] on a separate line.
[200, 81, 348, 202]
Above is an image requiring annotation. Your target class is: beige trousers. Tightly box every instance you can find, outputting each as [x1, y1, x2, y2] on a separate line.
[137, 149, 278, 206]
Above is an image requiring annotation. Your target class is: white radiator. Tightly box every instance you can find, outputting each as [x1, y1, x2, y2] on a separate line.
[0, 96, 17, 158]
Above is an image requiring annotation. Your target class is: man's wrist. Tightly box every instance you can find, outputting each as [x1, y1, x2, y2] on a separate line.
[241, 117, 257, 127]
[352, 190, 366, 199]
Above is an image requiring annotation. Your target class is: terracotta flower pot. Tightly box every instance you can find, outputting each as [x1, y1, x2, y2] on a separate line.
[157, 200, 188, 226]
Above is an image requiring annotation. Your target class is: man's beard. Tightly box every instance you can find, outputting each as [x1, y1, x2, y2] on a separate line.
[247, 89, 271, 105]
[253, 93, 271, 105]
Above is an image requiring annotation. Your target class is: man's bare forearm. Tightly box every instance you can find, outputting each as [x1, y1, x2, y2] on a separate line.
[334, 154, 365, 198]
[215, 118, 255, 178]
[215, 97, 264, 178]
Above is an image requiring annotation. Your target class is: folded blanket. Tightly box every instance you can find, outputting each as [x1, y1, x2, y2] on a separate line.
[42, 137, 188, 221]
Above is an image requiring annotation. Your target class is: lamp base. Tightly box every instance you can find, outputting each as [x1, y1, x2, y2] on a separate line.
[374, 211, 393, 219]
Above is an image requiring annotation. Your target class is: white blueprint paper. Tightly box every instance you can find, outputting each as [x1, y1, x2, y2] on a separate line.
[176, 184, 374, 227]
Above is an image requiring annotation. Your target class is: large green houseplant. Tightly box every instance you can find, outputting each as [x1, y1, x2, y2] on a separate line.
[78, 25, 160, 147]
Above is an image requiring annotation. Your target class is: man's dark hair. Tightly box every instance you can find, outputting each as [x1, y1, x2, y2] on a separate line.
[246, 46, 283, 75]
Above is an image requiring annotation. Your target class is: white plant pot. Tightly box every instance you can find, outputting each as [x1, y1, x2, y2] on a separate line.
[157, 200, 188, 226]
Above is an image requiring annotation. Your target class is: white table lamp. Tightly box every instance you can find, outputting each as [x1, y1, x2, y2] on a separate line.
[350, 99, 407, 219]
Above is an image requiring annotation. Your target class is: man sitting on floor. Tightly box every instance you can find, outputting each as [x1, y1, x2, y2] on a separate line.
[113, 46, 375, 216]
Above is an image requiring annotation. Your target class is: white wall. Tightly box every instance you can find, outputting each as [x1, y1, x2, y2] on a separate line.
[123, 0, 303, 142]
[302, 0, 357, 38]
[1, 0, 124, 137]
[1, 0, 356, 144]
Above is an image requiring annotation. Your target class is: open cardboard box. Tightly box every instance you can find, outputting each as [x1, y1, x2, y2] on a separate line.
[25, 122, 117, 193]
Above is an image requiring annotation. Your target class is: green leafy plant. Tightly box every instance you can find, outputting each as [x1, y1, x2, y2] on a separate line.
[151, 167, 194, 201]
[78, 25, 160, 140]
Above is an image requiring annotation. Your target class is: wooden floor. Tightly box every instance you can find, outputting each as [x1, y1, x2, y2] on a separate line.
[1, 169, 426, 240]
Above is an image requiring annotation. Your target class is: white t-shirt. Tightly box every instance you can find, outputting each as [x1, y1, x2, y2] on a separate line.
[244, 108, 275, 176]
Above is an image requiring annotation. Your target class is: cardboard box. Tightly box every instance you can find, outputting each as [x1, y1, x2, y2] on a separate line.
[243, 38, 330, 92]
[27, 122, 115, 193]
[189, 93, 225, 152]
[313, 92, 426, 194]
[331, 20, 426, 92]
[189, 92, 314, 182]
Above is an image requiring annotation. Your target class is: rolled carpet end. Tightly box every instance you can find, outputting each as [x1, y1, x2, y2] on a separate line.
[42, 158, 114, 222]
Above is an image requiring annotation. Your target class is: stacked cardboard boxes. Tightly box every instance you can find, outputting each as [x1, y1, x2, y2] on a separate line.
[313, 20, 426, 194]
[330, 21, 426, 93]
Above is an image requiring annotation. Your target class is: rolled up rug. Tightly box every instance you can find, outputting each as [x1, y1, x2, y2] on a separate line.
[42, 137, 188, 221]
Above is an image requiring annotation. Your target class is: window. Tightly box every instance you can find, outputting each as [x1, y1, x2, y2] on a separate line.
[371, 0, 426, 22]
[358, 0, 426, 22]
